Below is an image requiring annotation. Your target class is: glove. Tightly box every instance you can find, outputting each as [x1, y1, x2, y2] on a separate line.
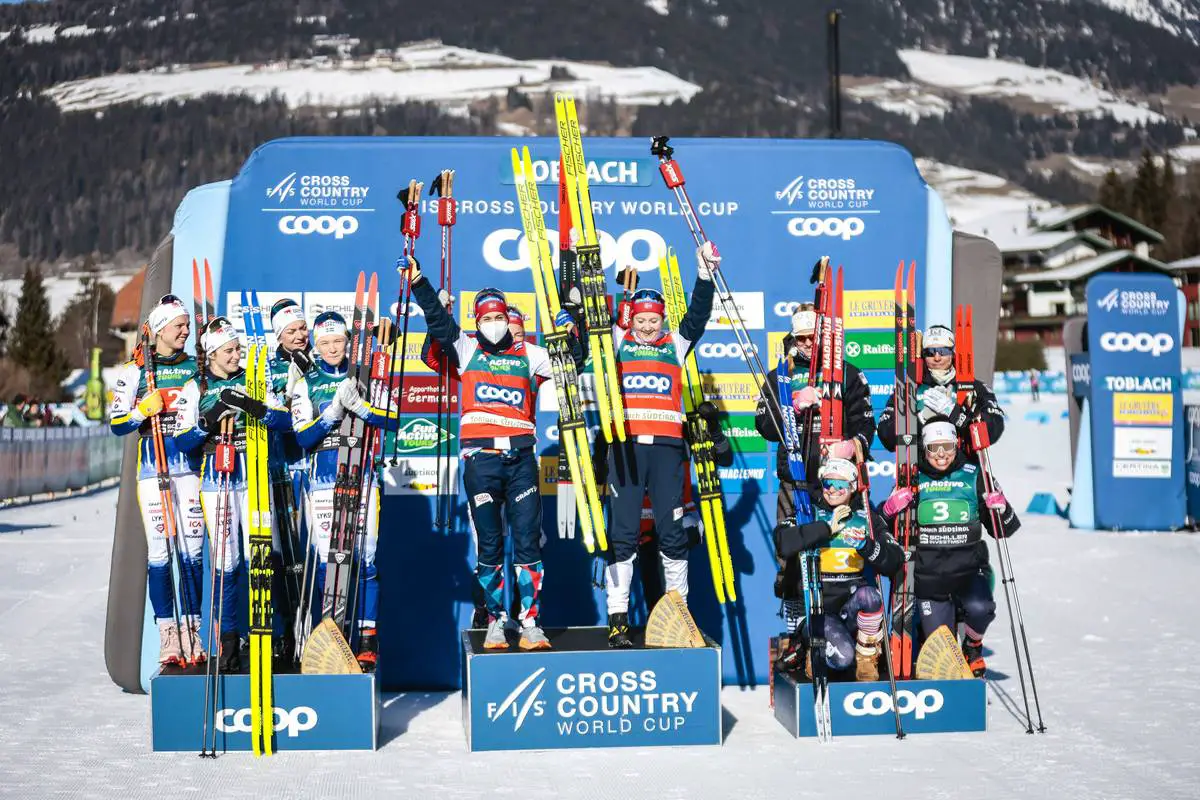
[554, 309, 574, 331]
[319, 393, 345, 425]
[437, 289, 454, 311]
[882, 487, 914, 516]
[200, 401, 232, 432]
[396, 255, 422, 282]
[616, 300, 634, 330]
[289, 348, 314, 374]
[219, 386, 267, 420]
[616, 266, 639, 292]
[921, 385, 956, 419]
[697, 400, 722, 436]
[136, 391, 164, 418]
[337, 379, 369, 419]
[695, 240, 720, 281]
[825, 439, 857, 461]
[828, 504, 852, 535]
[792, 386, 819, 412]
[984, 491, 1007, 511]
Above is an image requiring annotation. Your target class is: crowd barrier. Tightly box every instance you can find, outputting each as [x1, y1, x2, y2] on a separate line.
[0, 426, 123, 501]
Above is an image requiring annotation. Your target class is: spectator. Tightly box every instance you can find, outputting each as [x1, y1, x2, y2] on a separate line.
[2, 394, 32, 428]
[1029, 370, 1041, 401]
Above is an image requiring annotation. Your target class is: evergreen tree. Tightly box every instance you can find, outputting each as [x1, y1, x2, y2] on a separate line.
[9, 265, 68, 398]
[1098, 168, 1128, 215]
[1130, 149, 1162, 229]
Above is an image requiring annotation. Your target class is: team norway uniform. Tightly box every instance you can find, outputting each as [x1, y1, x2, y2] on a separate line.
[604, 275, 714, 618]
[109, 350, 205, 659]
[173, 368, 291, 641]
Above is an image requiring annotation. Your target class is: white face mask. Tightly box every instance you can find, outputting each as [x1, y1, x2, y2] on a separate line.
[478, 319, 508, 345]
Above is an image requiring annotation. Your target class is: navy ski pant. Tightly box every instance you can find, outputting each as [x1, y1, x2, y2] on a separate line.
[607, 440, 687, 562]
[797, 582, 883, 671]
[463, 448, 542, 566]
[917, 568, 996, 640]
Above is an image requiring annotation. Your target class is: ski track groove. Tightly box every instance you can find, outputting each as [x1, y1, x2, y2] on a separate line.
[1, 397, 1199, 798]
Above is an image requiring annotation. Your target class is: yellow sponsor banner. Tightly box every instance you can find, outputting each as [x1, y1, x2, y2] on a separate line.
[1113, 392, 1173, 425]
[383, 332, 434, 374]
[844, 289, 893, 330]
[539, 455, 558, 496]
[460, 290, 538, 331]
[767, 331, 788, 369]
[700, 372, 759, 412]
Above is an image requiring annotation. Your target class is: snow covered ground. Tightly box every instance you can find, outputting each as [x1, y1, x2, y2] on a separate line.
[41, 40, 702, 113]
[916, 159, 1053, 229]
[2, 395, 1199, 798]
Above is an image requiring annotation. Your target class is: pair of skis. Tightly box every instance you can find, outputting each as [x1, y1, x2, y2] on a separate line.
[242, 291, 275, 756]
[555, 93, 627, 444]
[511, 145, 607, 553]
[659, 248, 735, 604]
[891, 261, 920, 681]
[954, 306, 1047, 733]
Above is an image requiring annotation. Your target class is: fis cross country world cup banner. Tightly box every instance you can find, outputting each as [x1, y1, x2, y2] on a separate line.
[197, 135, 947, 689]
[1086, 272, 1185, 530]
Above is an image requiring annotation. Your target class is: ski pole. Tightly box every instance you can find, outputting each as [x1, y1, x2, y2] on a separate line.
[431, 170, 456, 528]
[389, 181, 423, 466]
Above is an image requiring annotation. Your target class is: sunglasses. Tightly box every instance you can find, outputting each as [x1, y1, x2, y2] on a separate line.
[822, 478, 852, 491]
[923, 347, 953, 358]
[925, 443, 956, 456]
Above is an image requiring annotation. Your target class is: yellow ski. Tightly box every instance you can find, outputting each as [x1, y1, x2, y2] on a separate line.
[554, 93, 626, 443]
[659, 249, 736, 603]
[511, 147, 607, 553]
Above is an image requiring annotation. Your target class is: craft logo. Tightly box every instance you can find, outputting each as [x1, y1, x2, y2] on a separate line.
[1112, 392, 1173, 425]
[264, 172, 371, 209]
[216, 706, 317, 737]
[499, 156, 654, 187]
[1097, 288, 1170, 316]
[486, 667, 700, 737]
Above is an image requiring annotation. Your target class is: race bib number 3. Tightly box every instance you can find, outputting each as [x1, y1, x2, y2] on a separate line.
[917, 498, 970, 525]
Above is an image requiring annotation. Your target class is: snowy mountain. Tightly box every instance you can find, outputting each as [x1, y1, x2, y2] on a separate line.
[1085, 0, 1200, 40]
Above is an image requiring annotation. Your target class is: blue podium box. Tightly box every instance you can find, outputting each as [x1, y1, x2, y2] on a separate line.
[773, 669, 986, 737]
[150, 670, 380, 752]
[461, 626, 723, 752]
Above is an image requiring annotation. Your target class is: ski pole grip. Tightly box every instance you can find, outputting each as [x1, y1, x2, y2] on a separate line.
[659, 159, 685, 189]
[969, 420, 990, 451]
[402, 206, 421, 238]
[438, 197, 456, 227]
[215, 442, 236, 474]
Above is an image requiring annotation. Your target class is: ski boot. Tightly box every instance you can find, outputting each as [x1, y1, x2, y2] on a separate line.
[962, 637, 987, 677]
[519, 623, 552, 651]
[607, 613, 633, 649]
[219, 631, 241, 673]
[471, 604, 490, 630]
[356, 628, 378, 673]
[182, 617, 207, 668]
[855, 644, 880, 681]
[483, 617, 509, 650]
[156, 620, 187, 670]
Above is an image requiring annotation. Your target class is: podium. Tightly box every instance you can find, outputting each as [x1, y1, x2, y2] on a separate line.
[461, 626, 723, 752]
[150, 670, 379, 752]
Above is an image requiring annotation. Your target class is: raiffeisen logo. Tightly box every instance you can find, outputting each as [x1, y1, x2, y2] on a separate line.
[499, 156, 654, 187]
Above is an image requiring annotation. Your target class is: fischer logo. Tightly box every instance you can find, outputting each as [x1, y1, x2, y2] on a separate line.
[787, 216, 865, 240]
[265, 171, 370, 208]
[279, 215, 359, 239]
[844, 689, 944, 720]
[475, 384, 526, 406]
[1097, 288, 1120, 312]
[483, 228, 665, 272]
[698, 342, 758, 359]
[216, 705, 317, 737]
[622, 373, 672, 394]
[1099, 331, 1174, 357]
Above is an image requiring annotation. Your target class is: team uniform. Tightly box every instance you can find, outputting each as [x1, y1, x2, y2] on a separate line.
[411, 274, 583, 650]
[108, 296, 206, 667]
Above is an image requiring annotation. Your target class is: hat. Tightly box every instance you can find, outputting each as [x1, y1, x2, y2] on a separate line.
[270, 298, 306, 333]
[922, 420, 958, 448]
[202, 316, 239, 354]
[791, 307, 817, 337]
[507, 305, 526, 326]
[818, 457, 858, 487]
[312, 311, 348, 342]
[147, 294, 189, 335]
[474, 288, 508, 318]
[923, 325, 954, 351]
[630, 288, 666, 318]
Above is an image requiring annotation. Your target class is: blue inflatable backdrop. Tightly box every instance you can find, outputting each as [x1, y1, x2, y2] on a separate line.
[160, 136, 953, 689]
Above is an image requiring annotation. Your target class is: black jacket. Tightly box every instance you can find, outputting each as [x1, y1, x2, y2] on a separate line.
[877, 373, 1004, 452]
[755, 338, 875, 485]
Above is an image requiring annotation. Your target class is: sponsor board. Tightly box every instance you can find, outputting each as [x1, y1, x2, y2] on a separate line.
[387, 374, 460, 415]
[1113, 426, 1172, 460]
[1112, 392, 1173, 425]
[844, 331, 895, 370]
[843, 290, 893, 330]
[464, 629, 721, 751]
[696, 338, 761, 362]
[225, 291, 300, 331]
[1094, 287, 1171, 316]
[706, 292, 765, 331]
[539, 455, 559, 496]
[722, 414, 768, 453]
[1112, 459, 1172, 479]
[460, 291, 538, 331]
[775, 175, 879, 212]
[699, 373, 759, 412]
[278, 214, 359, 239]
[264, 171, 372, 210]
[384, 331, 435, 375]
[380, 456, 459, 496]
[483, 228, 667, 274]
[303, 291, 379, 328]
[498, 155, 655, 187]
[382, 416, 458, 457]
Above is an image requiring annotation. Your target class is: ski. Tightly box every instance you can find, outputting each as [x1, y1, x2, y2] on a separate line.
[660, 247, 735, 603]
[555, 93, 627, 443]
[555, 163, 579, 540]
[511, 145, 607, 553]
[243, 290, 274, 756]
[891, 261, 919, 681]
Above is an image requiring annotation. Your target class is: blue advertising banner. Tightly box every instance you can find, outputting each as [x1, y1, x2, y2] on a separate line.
[463, 630, 721, 751]
[1186, 405, 1200, 523]
[145, 135, 950, 691]
[1085, 274, 1185, 530]
[1069, 354, 1091, 399]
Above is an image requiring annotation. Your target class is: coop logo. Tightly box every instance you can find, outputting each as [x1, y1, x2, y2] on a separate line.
[1096, 288, 1120, 312]
[867, 460, 895, 478]
[487, 668, 548, 732]
[264, 172, 371, 208]
[216, 705, 317, 737]
[1099, 331, 1174, 357]
[774, 301, 802, 317]
[475, 384, 526, 406]
[622, 373, 672, 394]
[698, 342, 758, 359]
[484, 228, 665, 272]
[844, 689, 944, 720]
[787, 216, 865, 240]
[279, 215, 359, 239]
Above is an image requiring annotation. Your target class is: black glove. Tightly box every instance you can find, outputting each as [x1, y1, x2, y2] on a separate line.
[289, 348, 314, 374]
[697, 400, 721, 436]
[200, 402, 231, 432]
[219, 386, 267, 420]
[615, 267, 639, 291]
